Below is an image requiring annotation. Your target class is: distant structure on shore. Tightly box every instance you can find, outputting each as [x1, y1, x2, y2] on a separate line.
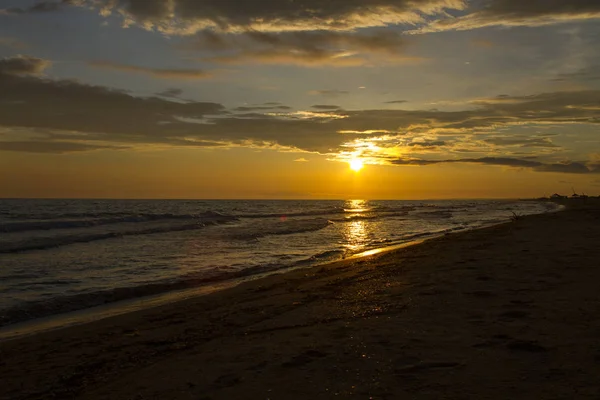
[538, 189, 596, 201]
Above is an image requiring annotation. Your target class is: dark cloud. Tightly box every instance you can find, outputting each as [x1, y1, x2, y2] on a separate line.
[392, 156, 540, 167]
[483, 0, 600, 18]
[0, 70, 225, 148]
[552, 66, 600, 82]
[419, 0, 600, 32]
[385, 100, 408, 104]
[469, 91, 600, 120]
[536, 162, 595, 174]
[0, 70, 349, 153]
[408, 140, 446, 148]
[66, 0, 466, 34]
[483, 137, 559, 148]
[0, 55, 51, 76]
[88, 61, 213, 79]
[391, 157, 599, 174]
[0, 1, 67, 15]
[312, 105, 341, 110]
[155, 88, 184, 98]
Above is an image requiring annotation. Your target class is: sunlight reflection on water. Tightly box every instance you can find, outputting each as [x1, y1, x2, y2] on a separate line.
[342, 200, 371, 252]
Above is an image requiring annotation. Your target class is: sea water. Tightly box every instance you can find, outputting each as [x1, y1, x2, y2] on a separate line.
[0, 199, 560, 327]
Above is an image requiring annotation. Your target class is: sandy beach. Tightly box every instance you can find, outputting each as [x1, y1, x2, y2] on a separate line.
[1, 200, 600, 400]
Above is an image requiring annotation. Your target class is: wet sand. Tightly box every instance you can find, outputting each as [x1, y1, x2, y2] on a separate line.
[1, 200, 600, 399]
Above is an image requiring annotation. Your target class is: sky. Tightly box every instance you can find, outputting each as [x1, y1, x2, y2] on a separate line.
[0, 0, 599, 199]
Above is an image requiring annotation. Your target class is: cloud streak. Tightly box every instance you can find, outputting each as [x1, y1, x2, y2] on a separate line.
[391, 157, 599, 174]
[88, 61, 213, 79]
[187, 30, 419, 67]
[67, 0, 467, 34]
[416, 0, 600, 33]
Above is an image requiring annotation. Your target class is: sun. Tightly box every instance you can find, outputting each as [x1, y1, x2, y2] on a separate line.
[349, 158, 364, 172]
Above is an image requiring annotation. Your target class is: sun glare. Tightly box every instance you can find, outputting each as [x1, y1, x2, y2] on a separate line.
[349, 159, 364, 172]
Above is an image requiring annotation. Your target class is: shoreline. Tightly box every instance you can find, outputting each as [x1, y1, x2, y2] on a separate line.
[0, 205, 558, 342]
[1, 200, 599, 399]
[0, 236, 437, 342]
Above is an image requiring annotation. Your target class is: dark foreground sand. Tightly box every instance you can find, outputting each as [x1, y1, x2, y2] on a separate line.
[2, 200, 600, 400]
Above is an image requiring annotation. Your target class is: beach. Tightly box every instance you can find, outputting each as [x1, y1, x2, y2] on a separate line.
[1, 200, 599, 399]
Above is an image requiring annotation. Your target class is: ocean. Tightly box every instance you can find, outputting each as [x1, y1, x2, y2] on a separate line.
[0, 199, 560, 328]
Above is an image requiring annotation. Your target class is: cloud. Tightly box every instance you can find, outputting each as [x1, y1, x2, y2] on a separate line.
[385, 100, 408, 104]
[294, 158, 309, 162]
[416, 0, 600, 32]
[588, 153, 600, 171]
[193, 30, 407, 53]
[312, 105, 341, 110]
[391, 157, 600, 174]
[552, 66, 600, 82]
[0, 55, 52, 76]
[2, 66, 600, 175]
[155, 88, 184, 98]
[233, 105, 292, 112]
[205, 49, 368, 67]
[483, 137, 560, 148]
[88, 61, 213, 79]
[188, 30, 419, 67]
[0, 1, 67, 15]
[408, 140, 446, 148]
[66, 0, 467, 34]
[0, 69, 226, 151]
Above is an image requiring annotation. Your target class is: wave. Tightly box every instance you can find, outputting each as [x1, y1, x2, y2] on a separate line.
[0, 212, 237, 253]
[0, 258, 304, 327]
[0, 224, 475, 327]
[235, 207, 344, 219]
[413, 210, 454, 219]
[328, 211, 408, 223]
[0, 210, 535, 327]
[372, 205, 416, 213]
[0, 211, 233, 233]
[309, 249, 345, 261]
[1, 206, 407, 233]
[227, 218, 333, 240]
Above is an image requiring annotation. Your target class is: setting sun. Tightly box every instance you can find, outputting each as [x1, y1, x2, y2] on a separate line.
[349, 159, 364, 172]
